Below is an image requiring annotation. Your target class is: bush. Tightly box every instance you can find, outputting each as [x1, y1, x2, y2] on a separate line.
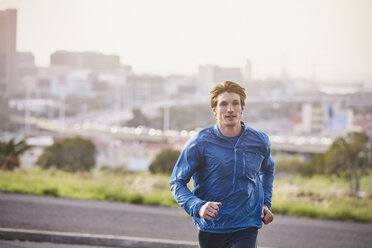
[42, 187, 60, 197]
[37, 137, 96, 172]
[149, 149, 180, 174]
[274, 156, 315, 176]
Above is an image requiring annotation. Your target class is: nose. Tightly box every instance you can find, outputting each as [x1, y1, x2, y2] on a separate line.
[227, 104, 234, 112]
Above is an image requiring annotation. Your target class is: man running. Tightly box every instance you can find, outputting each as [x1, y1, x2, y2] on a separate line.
[170, 81, 275, 248]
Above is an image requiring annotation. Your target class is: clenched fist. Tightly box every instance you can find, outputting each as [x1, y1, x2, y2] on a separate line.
[198, 202, 222, 220]
[261, 205, 274, 224]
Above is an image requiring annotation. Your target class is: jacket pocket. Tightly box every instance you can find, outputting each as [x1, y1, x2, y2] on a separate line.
[244, 151, 264, 175]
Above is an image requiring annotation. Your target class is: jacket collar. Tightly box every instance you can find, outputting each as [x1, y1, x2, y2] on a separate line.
[213, 121, 246, 138]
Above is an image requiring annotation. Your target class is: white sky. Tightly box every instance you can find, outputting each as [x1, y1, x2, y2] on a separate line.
[1, 0, 372, 82]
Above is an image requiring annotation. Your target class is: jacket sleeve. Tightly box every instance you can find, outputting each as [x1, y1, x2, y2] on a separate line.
[170, 139, 206, 217]
[260, 137, 275, 209]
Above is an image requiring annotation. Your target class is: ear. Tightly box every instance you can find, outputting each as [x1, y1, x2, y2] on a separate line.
[212, 107, 217, 117]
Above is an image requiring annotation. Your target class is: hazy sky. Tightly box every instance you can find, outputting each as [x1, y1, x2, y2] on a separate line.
[1, 0, 372, 83]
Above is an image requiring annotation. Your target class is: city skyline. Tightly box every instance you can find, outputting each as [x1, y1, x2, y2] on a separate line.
[1, 0, 372, 83]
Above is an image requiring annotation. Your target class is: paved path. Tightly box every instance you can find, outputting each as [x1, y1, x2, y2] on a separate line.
[1, 193, 372, 248]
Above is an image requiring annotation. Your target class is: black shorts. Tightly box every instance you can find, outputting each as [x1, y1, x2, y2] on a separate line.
[198, 227, 258, 248]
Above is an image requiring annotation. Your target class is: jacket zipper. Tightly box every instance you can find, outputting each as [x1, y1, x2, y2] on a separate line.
[233, 133, 244, 184]
[243, 151, 246, 176]
[215, 125, 245, 186]
[233, 148, 237, 185]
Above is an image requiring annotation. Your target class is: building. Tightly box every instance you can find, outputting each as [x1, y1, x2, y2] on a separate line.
[198, 64, 243, 93]
[0, 9, 17, 95]
[17, 51, 37, 79]
[164, 75, 199, 98]
[17, 51, 35, 69]
[124, 75, 165, 108]
[301, 102, 354, 136]
[301, 103, 325, 134]
[50, 51, 121, 71]
[46, 72, 93, 98]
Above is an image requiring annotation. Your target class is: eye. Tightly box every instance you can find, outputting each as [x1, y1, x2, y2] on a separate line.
[220, 102, 227, 106]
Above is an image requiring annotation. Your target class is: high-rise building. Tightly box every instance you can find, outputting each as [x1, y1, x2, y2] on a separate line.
[198, 64, 243, 92]
[242, 59, 252, 82]
[0, 9, 17, 95]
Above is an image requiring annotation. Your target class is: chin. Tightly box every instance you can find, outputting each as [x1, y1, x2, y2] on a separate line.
[224, 122, 239, 127]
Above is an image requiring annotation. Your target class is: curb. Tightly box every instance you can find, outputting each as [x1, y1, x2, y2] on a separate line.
[0, 228, 199, 248]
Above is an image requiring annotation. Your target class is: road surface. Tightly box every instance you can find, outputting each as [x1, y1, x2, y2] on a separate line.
[0, 240, 114, 248]
[1, 193, 371, 248]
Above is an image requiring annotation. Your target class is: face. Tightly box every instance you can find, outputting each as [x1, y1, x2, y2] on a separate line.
[212, 92, 244, 129]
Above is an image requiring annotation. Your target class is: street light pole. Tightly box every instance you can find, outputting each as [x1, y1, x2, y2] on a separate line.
[163, 102, 170, 131]
[24, 79, 30, 134]
[59, 76, 66, 137]
[368, 139, 372, 195]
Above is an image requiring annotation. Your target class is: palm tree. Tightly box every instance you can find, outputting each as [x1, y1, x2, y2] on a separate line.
[0, 138, 32, 170]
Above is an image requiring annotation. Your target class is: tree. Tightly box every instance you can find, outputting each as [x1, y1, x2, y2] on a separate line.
[149, 149, 180, 174]
[320, 132, 371, 195]
[126, 108, 151, 127]
[0, 95, 23, 132]
[0, 138, 32, 170]
[37, 137, 96, 172]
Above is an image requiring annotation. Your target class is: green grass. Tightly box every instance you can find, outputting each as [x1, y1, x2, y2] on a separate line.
[0, 168, 178, 207]
[272, 175, 372, 223]
[1, 168, 372, 223]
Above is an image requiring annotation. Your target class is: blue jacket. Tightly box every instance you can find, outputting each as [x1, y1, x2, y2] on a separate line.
[170, 122, 274, 233]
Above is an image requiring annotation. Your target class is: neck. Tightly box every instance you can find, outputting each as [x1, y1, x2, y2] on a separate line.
[218, 123, 242, 137]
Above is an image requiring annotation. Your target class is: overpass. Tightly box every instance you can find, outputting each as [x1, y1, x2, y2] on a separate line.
[270, 135, 331, 154]
[32, 118, 332, 155]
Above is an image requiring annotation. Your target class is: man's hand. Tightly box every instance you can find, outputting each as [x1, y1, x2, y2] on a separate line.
[261, 205, 274, 225]
[199, 202, 222, 220]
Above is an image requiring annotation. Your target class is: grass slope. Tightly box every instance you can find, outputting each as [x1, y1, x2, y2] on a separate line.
[1, 168, 371, 222]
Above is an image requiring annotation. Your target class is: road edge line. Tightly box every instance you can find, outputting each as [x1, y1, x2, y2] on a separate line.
[0, 227, 199, 248]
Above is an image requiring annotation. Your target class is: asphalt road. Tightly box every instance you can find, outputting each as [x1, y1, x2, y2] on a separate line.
[0, 240, 114, 248]
[1, 193, 372, 248]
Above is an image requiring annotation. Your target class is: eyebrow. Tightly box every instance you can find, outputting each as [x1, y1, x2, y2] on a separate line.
[218, 99, 240, 104]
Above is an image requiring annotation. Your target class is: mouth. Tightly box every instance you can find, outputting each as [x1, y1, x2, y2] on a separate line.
[225, 115, 236, 119]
